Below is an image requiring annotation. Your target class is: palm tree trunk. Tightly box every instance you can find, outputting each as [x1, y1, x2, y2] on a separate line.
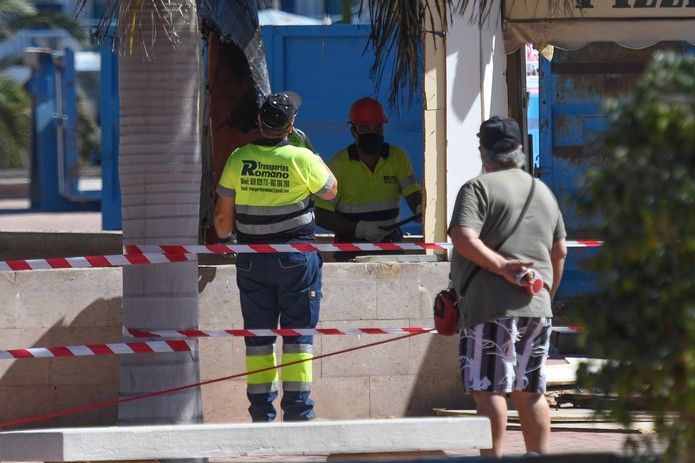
[117, 0, 204, 430]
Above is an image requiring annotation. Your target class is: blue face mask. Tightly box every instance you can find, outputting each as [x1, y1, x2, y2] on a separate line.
[357, 133, 384, 155]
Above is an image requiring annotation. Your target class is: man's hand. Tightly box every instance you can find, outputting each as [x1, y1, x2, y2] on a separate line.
[498, 259, 534, 286]
[414, 204, 422, 223]
[355, 220, 391, 242]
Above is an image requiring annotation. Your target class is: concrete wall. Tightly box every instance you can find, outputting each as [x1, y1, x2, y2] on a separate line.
[0, 262, 472, 427]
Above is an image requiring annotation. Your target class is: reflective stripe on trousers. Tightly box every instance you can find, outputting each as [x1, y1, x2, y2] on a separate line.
[244, 346, 313, 393]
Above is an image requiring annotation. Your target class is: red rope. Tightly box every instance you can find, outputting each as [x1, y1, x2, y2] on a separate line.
[0, 329, 433, 429]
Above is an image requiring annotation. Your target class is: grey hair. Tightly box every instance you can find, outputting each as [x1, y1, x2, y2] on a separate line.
[480, 145, 526, 168]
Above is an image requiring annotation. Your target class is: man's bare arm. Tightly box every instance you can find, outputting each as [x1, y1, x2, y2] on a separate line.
[550, 239, 567, 300]
[315, 207, 355, 237]
[214, 196, 236, 239]
[405, 191, 422, 216]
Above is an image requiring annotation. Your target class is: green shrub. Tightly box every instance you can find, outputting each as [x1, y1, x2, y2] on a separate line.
[0, 75, 30, 168]
[577, 51, 695, 462]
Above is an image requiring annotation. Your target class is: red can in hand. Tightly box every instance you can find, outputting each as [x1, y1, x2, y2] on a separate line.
[515, 268, 543, 296]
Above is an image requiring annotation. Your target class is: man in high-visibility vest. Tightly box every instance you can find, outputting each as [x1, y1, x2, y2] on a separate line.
[315, 97, 422, 247]
[214, 91, 338, 422]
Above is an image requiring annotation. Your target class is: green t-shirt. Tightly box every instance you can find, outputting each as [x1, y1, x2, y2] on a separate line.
[448, 168, 566, 328]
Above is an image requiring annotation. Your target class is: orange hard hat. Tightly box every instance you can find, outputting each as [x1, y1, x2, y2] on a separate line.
[347, 97, 388, 125]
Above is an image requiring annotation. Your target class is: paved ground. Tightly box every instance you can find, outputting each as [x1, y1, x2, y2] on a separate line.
[0, 199, 102, 232]
[0, 429, 659, 463]
[205, 428, 658, 461]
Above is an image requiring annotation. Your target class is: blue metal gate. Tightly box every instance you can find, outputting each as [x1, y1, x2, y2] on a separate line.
[538, 42, 693, 308]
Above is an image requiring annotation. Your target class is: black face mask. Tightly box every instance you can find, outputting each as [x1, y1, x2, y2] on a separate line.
[357, 133, 384, 155]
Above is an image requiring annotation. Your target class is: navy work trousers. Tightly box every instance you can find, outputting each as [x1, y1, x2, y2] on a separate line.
[235, 251, 322, 421]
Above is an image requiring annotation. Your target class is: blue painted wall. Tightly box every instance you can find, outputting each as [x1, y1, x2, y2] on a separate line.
[261, 25, 423, 234]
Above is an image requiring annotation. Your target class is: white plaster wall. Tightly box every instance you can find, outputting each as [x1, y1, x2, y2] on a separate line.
[445, 1, 509, 223]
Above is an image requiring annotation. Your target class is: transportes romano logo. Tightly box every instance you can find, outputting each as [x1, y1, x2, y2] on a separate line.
[241, 160, 290, 179]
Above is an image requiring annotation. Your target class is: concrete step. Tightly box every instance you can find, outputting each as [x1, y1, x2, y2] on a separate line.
[0, 418, 491, 461]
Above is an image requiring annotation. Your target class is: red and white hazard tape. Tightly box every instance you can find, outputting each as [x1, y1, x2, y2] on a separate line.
[124, 240, 601, 255]
[567, 240, 603, 248]
[0, 253, 197, 272]
[123, 242, 449, 255]
[125, 327, 434, 338]
[551, 326, 583, 334]
[127, 326, 580, 339]
[0, 241, 602, 273]
[0, 326, 582, 361]
[0, 340, 194, 360]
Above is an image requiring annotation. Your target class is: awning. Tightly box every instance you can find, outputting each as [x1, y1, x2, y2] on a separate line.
[503, 0, 695, 52]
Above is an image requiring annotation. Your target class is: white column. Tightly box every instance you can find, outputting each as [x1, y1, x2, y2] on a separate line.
[445, 0, 508, 223]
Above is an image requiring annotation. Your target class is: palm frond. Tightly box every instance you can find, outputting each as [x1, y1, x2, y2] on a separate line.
[363, 0, 575, 110]
[0, 0, 36, 17]
[76, 86, 100, 163]
[0, 0, 37, 39]
[80, 0, 197, 54]
[0, 75, 30, 168]
[8, 10, 87, 44]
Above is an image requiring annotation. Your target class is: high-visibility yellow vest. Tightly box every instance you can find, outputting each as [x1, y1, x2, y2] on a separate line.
[217, 139, 333, 243]
[315, 143, 420, 228]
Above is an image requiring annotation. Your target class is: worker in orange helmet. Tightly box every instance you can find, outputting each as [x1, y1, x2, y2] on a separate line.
[315, 97, 422, 256]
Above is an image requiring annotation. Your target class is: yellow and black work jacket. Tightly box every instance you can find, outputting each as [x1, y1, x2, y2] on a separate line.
[315, 143, 421, 241]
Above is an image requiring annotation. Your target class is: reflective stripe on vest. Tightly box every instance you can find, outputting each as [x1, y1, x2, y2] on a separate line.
[399, 174, 418, 191]
[236, 199, 311, 216]
[236, 209, 314, 235]
[335, 199, 400, 215]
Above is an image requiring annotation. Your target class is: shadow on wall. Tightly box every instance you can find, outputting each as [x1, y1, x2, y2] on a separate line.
[405, 334, 475, 416]
[449, 26, 484, 123]
[0, 297, 122, 429]
[448, 14, 507, 124]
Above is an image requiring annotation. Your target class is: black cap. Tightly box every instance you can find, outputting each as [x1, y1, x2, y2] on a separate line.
[477, 116, 522, 152]
[259, 91, 302, 129]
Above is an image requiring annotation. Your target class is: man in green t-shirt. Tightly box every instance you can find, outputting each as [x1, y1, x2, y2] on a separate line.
[214, 91, 337, 422]
[448, 116, 567, 457]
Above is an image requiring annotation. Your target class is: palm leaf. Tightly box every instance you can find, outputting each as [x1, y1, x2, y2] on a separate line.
[0, 75, 30, 168]
[80, 0, 197, 54]
[0, 0, 36, 15]
[362, 0, 575, 110]
[7, 10, 87, 44]
[81, 0, 578, 104]
[0, 0, 37, 39]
